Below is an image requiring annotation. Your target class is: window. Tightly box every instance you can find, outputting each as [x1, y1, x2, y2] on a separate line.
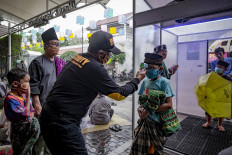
[221, 41, 228, 46]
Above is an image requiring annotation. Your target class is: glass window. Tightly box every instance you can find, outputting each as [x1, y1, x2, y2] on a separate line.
[221, 41, 228, 46]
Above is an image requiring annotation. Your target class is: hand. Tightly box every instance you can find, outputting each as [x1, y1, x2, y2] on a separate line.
[137, 106, 149, 119]
[26, 86, 31, 99]
[0, 123, 7, 128]
[34, 104, 42, 116]
[136, 69, 146, 81]
[169, 65, 178, 75]
[168, 68, 174, 75]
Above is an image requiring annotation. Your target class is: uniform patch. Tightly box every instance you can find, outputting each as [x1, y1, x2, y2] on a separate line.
[71, 54, 90, 68]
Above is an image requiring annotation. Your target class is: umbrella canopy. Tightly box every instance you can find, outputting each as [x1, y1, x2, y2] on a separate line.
[194, 72, 231, 118]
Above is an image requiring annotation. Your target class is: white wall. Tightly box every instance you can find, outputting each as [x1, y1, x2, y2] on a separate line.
[178, 29, 232, 43]
[177, 41, 207, 117]
[133, 24, 161, 128]
[161, 30, 178, 111]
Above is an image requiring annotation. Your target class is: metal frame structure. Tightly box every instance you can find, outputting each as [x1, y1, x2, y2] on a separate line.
[132, 0, 232, 136]
[9, 0, 108, 34]
[5, 0, 108, 70]
[134, 0, 232, 28]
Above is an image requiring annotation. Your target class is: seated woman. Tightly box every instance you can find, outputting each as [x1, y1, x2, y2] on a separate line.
[89, 94, 114, 125]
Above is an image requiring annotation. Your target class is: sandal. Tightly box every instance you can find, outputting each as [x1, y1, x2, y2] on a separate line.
[218, 126, 225, 132]
[109, 124, 122, 132]
[202, 122, 212, 129]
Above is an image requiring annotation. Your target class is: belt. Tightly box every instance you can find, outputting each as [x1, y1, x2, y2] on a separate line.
[43, 103, 81, 121]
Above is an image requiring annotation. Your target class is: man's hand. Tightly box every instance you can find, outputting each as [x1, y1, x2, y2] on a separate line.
[31, 95, 42, 117]
[136, 69, 146, 81]
[137, 106, 149, 119]
[34, 104, 42, 116]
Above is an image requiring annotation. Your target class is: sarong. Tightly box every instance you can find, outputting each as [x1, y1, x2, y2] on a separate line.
[130, 117, 165, 155]
[11, 117, 40, 155]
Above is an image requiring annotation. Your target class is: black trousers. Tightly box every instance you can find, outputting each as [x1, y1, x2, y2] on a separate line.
[39, 109, 88, 155]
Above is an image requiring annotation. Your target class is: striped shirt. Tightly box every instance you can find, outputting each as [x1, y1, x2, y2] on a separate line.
[4, 93, 35, 123]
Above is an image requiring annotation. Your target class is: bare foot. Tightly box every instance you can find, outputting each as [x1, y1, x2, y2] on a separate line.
[218, 126, 225, 132]
[203, 122, 211, 128]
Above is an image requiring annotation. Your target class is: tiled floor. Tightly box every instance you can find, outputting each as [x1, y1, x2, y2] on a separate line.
[84, 113, 189, 155]
[83, 125, 132, 155]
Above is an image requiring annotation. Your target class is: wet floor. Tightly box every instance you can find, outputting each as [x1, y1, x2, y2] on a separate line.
[83, 124, 176, 155]
[83, 125, 132, 155]
[83, 113, 189, 155]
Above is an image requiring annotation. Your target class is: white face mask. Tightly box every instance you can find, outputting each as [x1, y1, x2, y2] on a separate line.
[215, 67, 223, 74]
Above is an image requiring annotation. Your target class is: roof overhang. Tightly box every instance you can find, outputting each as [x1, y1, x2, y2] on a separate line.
[0, 0, 110, 36]
[134, 0, 232, 28]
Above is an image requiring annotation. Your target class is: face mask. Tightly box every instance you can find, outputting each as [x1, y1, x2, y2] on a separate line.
[46, 44, 59, 56]
[11, 81, 28, 92]
[146, 68, 160, 80]
[49, 47, 59, 56]
[98, 51, 110, 64]
[215, 67, 223, 74]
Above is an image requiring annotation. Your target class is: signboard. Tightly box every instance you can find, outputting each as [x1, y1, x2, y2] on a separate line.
[110, 27, 116, 34]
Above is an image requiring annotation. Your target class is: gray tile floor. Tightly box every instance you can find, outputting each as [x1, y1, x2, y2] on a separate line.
[84, 113, 189, 155]
[83, 125, 132, 155]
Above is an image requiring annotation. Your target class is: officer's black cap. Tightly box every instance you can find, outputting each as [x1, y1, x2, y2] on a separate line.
[88, 31, 121, 55]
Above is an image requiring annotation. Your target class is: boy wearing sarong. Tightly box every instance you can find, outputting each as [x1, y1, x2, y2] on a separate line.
[130, 53, 175, 155]
[4, 68, 40, 154]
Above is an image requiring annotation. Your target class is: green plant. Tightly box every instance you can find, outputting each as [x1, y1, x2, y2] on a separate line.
[60, 51, 77, 61]
[109, 53, 125, 64]
[0, 34, 22, 69]
[31, 46, 44, 54]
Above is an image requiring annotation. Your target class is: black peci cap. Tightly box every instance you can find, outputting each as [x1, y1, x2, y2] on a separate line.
[41, 27, 58, 44]
[217, 60, 229, 68]
[154, 44, 167, 53]
[144, 53, 163, 65]
[88, 31, 121, 54]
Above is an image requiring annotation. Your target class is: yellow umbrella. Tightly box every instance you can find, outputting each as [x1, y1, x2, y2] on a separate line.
[194, 72, 231, 118]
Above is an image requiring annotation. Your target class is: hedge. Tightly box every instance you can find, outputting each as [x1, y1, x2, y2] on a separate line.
[60, 51, 77, 62]
[0, 34, 22, 68]
[109, 53, 125, 64]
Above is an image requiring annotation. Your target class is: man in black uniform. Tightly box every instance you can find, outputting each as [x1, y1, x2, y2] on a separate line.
[40, 31, 146, 155]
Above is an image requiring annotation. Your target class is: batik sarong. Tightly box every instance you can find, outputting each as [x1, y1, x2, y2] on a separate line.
[130, 117, 165, 155]
[10, 117, 40, 155]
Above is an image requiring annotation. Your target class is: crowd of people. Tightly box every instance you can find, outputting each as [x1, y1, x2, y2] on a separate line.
[0, 27, 231, 155]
